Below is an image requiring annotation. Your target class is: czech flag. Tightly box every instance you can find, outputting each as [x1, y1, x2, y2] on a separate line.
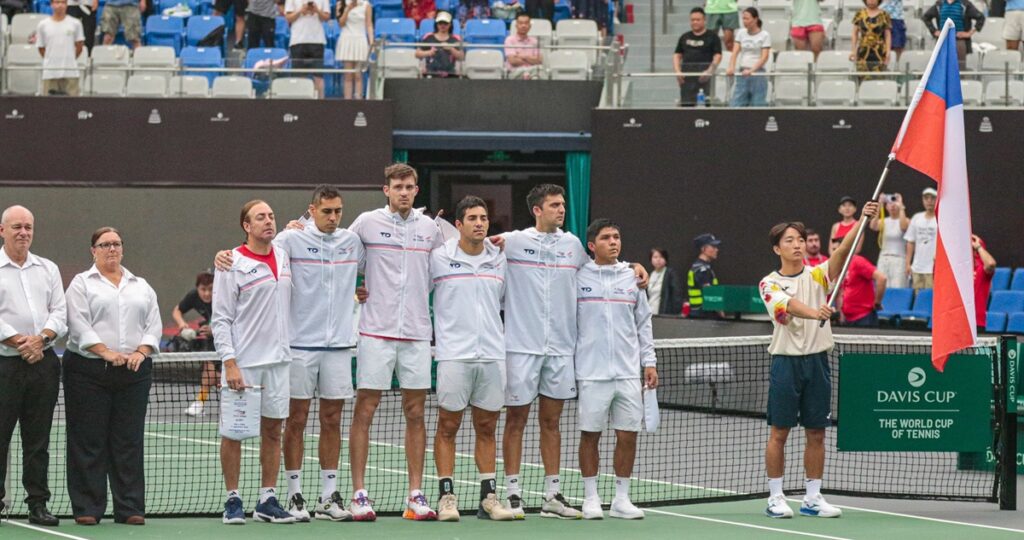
[891, 19, 975, 372]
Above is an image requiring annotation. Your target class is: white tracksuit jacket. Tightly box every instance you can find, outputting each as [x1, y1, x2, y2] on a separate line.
[212, 247, 292, 367]
[429, 238, 506, 362]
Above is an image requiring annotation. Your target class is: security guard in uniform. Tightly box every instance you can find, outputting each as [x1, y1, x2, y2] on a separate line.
[687, 233, 720, 318]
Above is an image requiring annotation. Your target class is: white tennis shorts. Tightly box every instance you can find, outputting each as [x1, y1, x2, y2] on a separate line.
[1003, 10, 1024, 41]
[578, 378, 643, 433]
[289, 348, 355, 400]
[222, 362, 290, 419]
[505, 353, 577, 406]
[436, 361, 505, 412]
[356, 335, 432, 390]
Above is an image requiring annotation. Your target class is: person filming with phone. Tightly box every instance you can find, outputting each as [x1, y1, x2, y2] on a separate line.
[285, 0, 331, 97]
[869, 192, 910, 289]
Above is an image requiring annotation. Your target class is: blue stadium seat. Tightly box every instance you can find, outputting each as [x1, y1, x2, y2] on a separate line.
[180, 45, 224, 84]
[986, 312, 1008, 333]
[434, 0, 456, 11]
[245, 47, 291, 94]
[374, 0, 405, 21]
[464, 18, 506, 45]
[877, 287, 914, 320]
[900, 288, 932, 320]
[144, 16, 185, 53]
[1007, 313, 1024, 334]
[323, 47, 339, 97]
[324, 19, 341, 50]
[1012, 268, 1024, 291]
[376, 17, 417, 43]
[186, 15, 226, 51]
[275, 16, 291, 49]
[992, 267, 1012, 291]
[986, 291, 1024, 328]
[33, 0, 52, 14]
[553, 0, 571, 22]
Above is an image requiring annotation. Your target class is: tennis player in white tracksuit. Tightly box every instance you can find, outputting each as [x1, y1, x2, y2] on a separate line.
[428, 196, 515, 523]
[574, 218, 658, 522]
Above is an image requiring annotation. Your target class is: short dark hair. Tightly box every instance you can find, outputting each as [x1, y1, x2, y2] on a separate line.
[384, 163, 418, 186]
[90, 226, 120, 247]
[195, 271, 214, 287]
[690, 6, 705, 16]
[805, 228, 819, 239]
[515, 11, 530, 20]
[311, 184, 343, 205]
[586, 218, 620, 244]
[769, 221, 806, 247]
[650, 247, 669, 264]
[455, 195, 488, 222]
[526, 184, 565, 214]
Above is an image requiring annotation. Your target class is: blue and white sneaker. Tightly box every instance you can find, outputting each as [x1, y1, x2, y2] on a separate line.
[254, 496, 298, 524]
[765, 494, 793, 518]
[223, 496, 246, 525]
[800, 494, 842, 518]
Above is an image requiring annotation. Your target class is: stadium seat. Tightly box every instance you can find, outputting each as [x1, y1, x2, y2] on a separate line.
[897, 50, 930, 76]
[980, 50, 1022, 85]
[186, 15, 226, 49]
[992, 267, 1012, 291]
[814, 50, 852, 83]
[126, 74, 168, 97]
[986, 312, 1008, 333]
[555, 19, 599, 64]
[10, 13, 47, 44]
[270, 77, 316, 98]
[4, 44, 42, 95]
[1012, 268, 1024, 291]
[465, 18, 508, 46]
[841, 1, 862, 21]
[211, 75, 254, 97]
[376, 17, 417, 43]
[774, 79, 809, 106]
[373, 0, 405, 20]
[133, 46, 177, 79]
[529, 17, 553, 47]
[180, 46, 223, 84]
[816, 79, 856, 106]
[547, 49, 589, 80]
[755, 0, 788, 20]
[960, 80, 983, 106]
[169, 74, 210, 97]
[834, 19, 854, 51]
[464, 49, 504, 79]
[858, 79, 899, 106]
[877, 288, 914, 320]
[90, 44, 131, 69]
[900, 288, 933, 320]
[774, 50, 814, 73]
[904, 18, 927, 50]
[986, 291, 1024, 330]
[761, 18, 789, 51]
[1007, 313, 1024, 334]
[379, 47, 421, 78]
[975, 17, 1004, 48]
[819, 0, 839, 19]
[984, 80, 1024, 106]
[145, 16, 186, 53]
[84, 72, 127, 96]
[245, 47, 290, 67]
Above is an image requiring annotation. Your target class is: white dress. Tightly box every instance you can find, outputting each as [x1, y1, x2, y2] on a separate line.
[336, 0, 371, 63]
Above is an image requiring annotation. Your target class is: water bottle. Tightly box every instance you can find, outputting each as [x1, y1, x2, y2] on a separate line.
[697, 88, 707, 107]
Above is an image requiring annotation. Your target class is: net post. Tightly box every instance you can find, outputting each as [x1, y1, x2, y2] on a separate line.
[998, 335, 1018, 511]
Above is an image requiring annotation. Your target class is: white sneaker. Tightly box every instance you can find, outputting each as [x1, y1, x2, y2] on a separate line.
[349, 492, 377, 522]
[314, 492, 353, 521]
[438, 493, 460, 522]
[184, 401, 204, 417]
[582, 496, 603, 520]
[478, 493, 515, 521]
[765, 494, 794, 518]
[800, 494, 842, 518]
[403, 492, 437, 521]
[503, 494, 525, 520]
[609, 497, 644, 520]
[540, 493, 582, 519]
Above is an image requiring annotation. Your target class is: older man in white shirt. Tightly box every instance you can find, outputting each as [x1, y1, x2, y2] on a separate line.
[0, 205, 67, 527]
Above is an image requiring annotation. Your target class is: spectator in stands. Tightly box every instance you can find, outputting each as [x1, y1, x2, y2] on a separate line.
[64, 227, 161, 525]
[647, 247, 684, 316]
[882, 0, 907, 60]
[904, 187, 938, 290]
[803, 228, 827, 267]
[704, 0, 738, 51]
[851, 0, 892, 78]
[504, 12, 542, 79]
[972, 234, 996, 328]
[687, 233, 720, 319]
[526, 0, 552, 22]
[458, 0, 490, 21]
[100, 0, 143, 49]
[405, 0, 436, 24]
[672, 7, 722, 107]
[726, 7, 770, 107]
[214, 0, 248, 50]
[829, 196, 860, 249]
[286, 0, 332, 97]
[922, 0, 985, 69]
[417, 11, 464, 77]
[1006, 0, 1024, 51]
[246, 0, 282, 49]
[67, 0, 96, 52]
[573, 0, 608, 36]
[831, 237, 887, 327]
[337, 0, 373, 99]
[36, 0, 85, 97]
[869, 192, 909, 288]
[791, 0, 826, 59]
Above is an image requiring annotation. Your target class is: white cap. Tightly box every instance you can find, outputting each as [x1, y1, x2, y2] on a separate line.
[922, 187, 938, 197]
[435, 11, 453, 24]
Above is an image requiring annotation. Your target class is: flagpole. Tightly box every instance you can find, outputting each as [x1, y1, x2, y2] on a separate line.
[819, 154, 895, 327]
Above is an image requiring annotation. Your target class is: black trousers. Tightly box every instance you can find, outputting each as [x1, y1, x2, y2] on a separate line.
[246, 13, 275, 49]
[526, 0, 553, 20]
[680, 77, 711, 106]
[67, 5, 98, 52]
[63, 351, 152, 521]
[0, 350, 60, 509]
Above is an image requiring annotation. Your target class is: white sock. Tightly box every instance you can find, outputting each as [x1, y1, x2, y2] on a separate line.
[768, 477, 784, 498]
[227, 489, 240, 501]
[259, 487, 276, 504]
[614, 477, 630, 500]
[806, 479, 822, 499]
[544, 475, 561, 498]
[321, 469, 338, 500]
[583, 476, 599, 499]
[506, 474, 522, 498]
[286, 470, 302, 496]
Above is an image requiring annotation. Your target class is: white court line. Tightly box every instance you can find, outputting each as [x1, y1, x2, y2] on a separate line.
[785, 499, 1024, 534]
[644, 508, 854, 540]
[3, 521, 90, 540]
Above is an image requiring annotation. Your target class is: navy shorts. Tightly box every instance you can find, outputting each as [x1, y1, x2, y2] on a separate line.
[767, 352, 832, 429]
[890, 19, 907, 50]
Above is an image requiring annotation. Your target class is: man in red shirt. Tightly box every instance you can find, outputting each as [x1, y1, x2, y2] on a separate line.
[972, 234, 996, 328]
[830, 237, 887, 327]
[803, 229, 827, 267]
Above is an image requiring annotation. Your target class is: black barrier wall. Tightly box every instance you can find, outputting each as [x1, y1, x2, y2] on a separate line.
[591, 109, 1023, 284]
[0, 98, 393, 186]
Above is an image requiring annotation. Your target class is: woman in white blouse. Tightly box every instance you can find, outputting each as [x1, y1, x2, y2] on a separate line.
[63, 227, 162, 526]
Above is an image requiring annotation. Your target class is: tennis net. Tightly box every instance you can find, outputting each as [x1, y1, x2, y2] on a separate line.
[3, 335, 1014, 517]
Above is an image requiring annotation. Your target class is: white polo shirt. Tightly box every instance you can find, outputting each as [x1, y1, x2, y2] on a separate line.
[759, 262, 835, 356]
[0, 249, 67, 356]
[65, 265, 162, 357]
[430, 238, 506, 362]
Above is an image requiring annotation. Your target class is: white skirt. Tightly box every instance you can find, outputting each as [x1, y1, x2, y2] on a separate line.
[336, 31, 370, 63]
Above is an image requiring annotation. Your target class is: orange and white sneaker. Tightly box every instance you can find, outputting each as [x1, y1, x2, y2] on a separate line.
[403, 492, 437, 521]
[349, 491, 376, 522]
